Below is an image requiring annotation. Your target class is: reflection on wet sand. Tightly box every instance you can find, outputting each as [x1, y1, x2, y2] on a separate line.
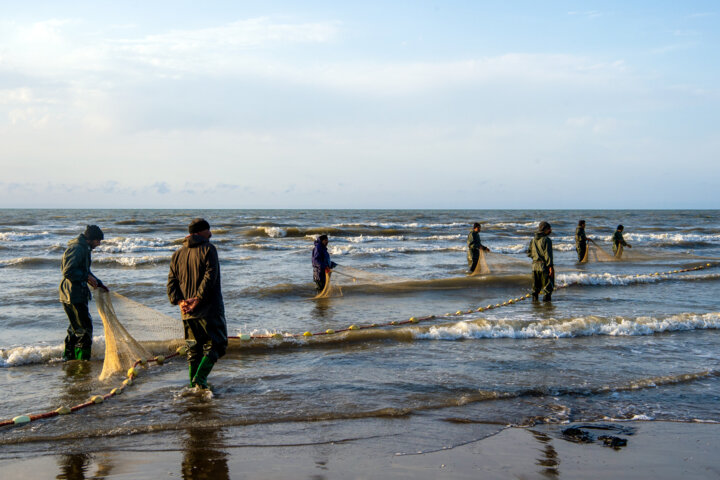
[531, 430, 559, 478]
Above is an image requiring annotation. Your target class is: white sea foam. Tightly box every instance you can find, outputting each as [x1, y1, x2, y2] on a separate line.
[0, 231, 51, 241]
[0, 335, 105, 367]
[332, 221, 468, 229]
[329, 244, 465, 255]
[96, 237, 175, 253]
[417, 312, 720, 341]
[94, 255, 170, 266]
[556, 271, 720, 287]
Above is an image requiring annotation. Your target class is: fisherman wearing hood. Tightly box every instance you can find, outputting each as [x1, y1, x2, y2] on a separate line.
[167, 218, 228, 389]
[312, 234, 338, 293]
[612, 225, 631, 256]
[467, 222, 491, 272]
[527, 221, 554, 301]
[59, 225, 107, 361]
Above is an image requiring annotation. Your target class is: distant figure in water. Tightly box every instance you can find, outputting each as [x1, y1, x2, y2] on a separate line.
[312, 234, 337, 293]
[467, 222, 490, 272]
[575, 220, 588, 262]
[527, 221, 554, 302]
[167, 218, 227, 389]
[612, 224, 632, 256]
[59, 225, 108, 361]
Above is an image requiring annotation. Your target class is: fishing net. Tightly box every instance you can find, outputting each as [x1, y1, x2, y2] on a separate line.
[468, 249, 491, 276]
[313, 265, 409, 298]
[584, 242, 617, 262]
[484, 251, 530, 271]
[95, 290, 184, 381]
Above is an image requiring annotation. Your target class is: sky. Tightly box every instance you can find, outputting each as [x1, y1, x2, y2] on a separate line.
[0, 1, 718, 209]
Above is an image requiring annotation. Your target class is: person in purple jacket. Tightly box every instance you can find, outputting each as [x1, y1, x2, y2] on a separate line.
[312, 234, 338, 293]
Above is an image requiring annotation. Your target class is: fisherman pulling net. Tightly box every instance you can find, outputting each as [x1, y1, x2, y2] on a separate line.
[96, 289, 183, 381]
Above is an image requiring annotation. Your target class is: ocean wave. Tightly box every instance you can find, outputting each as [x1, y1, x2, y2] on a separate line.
[0, 257, 58, 268]
[0, 336, 105, 367]
[96, 237, 175, 253]
[329, 244, 465, 256]
[556, 271, 720, 287]
[418, 312, 720, 340]
[0, 231, 51, 241]
[93, 255, 170, 267]
[332, 221, 469, 229]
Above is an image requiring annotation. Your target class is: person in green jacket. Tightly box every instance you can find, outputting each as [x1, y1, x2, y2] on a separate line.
[167, 218, 228, 389]
[527, 221, 554, 301]
[467, 222, 490, 273]
[612, 224, 632, 256]
[575, 220, 588, 262]
[59, 225, 107, 361]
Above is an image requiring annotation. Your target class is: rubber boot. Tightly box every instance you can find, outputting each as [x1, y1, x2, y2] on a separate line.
[188, 360, 201, 387]
[191, 356, 215, 389]
[62, 346, 74, 362]
[532, 293, 539, 301]
[74, 346, 91, 361]
[542, 293, 552, 302]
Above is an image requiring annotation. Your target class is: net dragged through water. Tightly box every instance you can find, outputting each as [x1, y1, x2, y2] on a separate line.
[96, 290, 184, 381]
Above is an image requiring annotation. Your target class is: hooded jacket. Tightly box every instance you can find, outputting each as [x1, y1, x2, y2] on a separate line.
[167, 234, 225, 322]
[59, 234, 95, 304]
[575, 226, 587, 249]
[312, 239, 337, 282]
[527, 232, 554, 272]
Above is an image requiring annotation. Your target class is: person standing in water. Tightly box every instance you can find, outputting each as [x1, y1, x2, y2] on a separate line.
[167, 218, 227, 389]
[575, 220, 588, 262]
[612, 224, 632, 256]
[467, 222, 491, 273]
[59, 225, 107, 361]
[527, 221, 554, 301]
[312, 234, 337, 293]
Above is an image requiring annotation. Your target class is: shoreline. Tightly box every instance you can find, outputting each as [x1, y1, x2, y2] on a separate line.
[2, 420, 718, 479]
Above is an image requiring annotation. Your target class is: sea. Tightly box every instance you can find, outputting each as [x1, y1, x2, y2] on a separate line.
[1, 209, 719, 476]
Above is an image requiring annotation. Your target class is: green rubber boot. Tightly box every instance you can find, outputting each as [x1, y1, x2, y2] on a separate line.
[191, 356, 215, 389]
[74, 346, 91, 361]
[188, 361, 200, 387]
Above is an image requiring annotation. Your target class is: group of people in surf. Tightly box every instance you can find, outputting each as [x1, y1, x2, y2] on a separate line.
[59, 218, 633, 390]
[467, 220, 631, 302]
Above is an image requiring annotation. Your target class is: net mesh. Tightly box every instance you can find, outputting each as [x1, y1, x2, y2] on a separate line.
[468, 249, 491, 276]
[95, 290, 184, 381]
[313, 265, 409, 298]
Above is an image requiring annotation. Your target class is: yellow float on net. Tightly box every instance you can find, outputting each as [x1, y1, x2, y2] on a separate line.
[127, 367, 138, 378]
[508, 300, 514, 304]
[409, 318, 419, 324]
[456, 310, 462, 315]
[138, 358, 147, 366]
[155, 355, 165, 365]
[271, 333, 283, 340]
[240, 334, 251, 341]
[325, 329, 335, 334]
[390, 321, 397, 325]
[122, 378, 133, 386]
[349, 325, 359, 330]
[110, 388, 123, 396]
[176, 345, 188, 356]
[303, 331, 312, 337]
[477, 307, 484, 312]
[371, 323, 378, 327]
[495, 304, 501, 307]
[13, 415, 31, 424]
[90, 395, 104, 404]
[487, 305, 493, 309]
[55, 406, 71, 415]
[707, 263, 711, 267]
[444, 313, 451, 317]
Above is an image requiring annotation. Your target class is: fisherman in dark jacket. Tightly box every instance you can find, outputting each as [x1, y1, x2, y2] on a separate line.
[527, 221, 554, 301]
[167, 218, 227, 389]
[575, 220, 588, 262]
[467, 222, 490, 272]
[312, 234, 337, 292]
[59, 225, 107, 361]
[612, 225, 631, 256]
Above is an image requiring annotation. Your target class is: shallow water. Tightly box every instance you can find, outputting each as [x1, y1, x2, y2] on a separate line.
[1, 209, 719, 467]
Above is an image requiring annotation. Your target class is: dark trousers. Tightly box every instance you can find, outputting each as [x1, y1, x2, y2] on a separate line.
[468, 250, 479, 272]
[577, 243, 587, 261]
[532, 268, 554, 296]
[62, 302, 93, 360]
[183, 317, 228, 364]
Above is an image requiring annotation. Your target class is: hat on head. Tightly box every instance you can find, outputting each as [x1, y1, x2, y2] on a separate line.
[188, 218, 210, 234]
[84, 225, 104, 241]
[537, 221, 551, 233]
[473, 222, 481, 229]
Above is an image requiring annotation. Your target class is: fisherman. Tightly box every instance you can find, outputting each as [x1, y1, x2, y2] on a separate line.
[167, 218, 227, 389]
[527, 221, 554, 301]
[312, 234, 337, 293]
[575, 220, 588, 262]
[59, 225, 107, 361]
[612, 224, 632, 256]
[467, 222, 491, 273]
